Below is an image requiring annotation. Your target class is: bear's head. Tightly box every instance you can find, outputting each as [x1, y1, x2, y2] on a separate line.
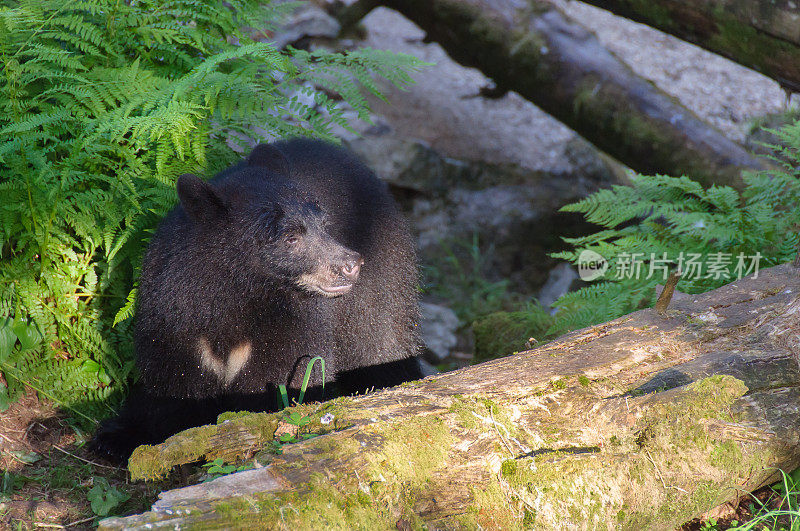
[176, 144, 363, 297]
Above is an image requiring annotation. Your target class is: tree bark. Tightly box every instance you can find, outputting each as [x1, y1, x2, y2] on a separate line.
[579, 0, 800, 93]
[358, 0, 769, 189]
[101, 263, 800, 530]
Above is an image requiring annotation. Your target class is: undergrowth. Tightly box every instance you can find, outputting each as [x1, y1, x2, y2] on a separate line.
[696, 468, 800, 530]
[0, 0, 425, 424]
[550, 119, 800, 335]
[423, 232, 526, 325]
[463, 119, 800, 360]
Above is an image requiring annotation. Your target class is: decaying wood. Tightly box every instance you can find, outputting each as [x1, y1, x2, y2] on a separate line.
[101, 263, 800, 530]
[357, 0, 767, 189]
[579, 0, 800, 93]
[655, 270, 682, 314]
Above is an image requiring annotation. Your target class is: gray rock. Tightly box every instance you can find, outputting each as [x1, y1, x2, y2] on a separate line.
[347, 122, 611, 293]
[346, 125, 447, 193]
[269, 5, 341, 49]
[417, 357, 440, 377]
[538, 262, 580, 310]
[419, 302, 460, 361]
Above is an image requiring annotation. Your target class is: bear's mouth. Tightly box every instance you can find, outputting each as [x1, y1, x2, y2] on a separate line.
[316, 283, 353, 296]
[297, 273, 353, 297]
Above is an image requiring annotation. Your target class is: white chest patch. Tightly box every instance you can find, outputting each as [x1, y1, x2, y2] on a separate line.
[197, 338, 252, 385]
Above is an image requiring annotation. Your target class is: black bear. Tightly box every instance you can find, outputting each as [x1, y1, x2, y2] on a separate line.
[91, 139, 422, 461]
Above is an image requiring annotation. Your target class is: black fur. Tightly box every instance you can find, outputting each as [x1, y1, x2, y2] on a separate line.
[90, 139, 422, 461]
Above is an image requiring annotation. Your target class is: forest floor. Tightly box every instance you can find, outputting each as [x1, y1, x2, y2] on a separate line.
[0, 390, 796, 530]
[2, 4, 799, 529]
[0, 390, 171, 530]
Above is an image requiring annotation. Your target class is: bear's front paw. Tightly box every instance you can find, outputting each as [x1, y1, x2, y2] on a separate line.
[88, 420, 142, 465]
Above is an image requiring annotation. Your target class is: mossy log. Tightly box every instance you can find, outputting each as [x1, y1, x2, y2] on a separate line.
[579, 0, 800, 93]
[101, 263, 800, 530]
[362, 0, 767, 189]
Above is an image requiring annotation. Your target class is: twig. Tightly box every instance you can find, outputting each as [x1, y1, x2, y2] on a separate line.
[645, 449, 687, 493]
[498, 471, 538, 514]
[489, 405, 516, 457]
[64, 516, 96, 528]
[53, 445, 124, 471]
[0, 432, 22, 445]
[33, 524, 64, 529]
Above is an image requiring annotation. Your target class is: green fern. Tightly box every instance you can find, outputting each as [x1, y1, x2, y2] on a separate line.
[551, 121, 800, 334]
[0, 0, 426, 420]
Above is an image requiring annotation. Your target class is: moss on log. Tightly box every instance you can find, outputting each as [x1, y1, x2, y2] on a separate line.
[580, 0, 800, 93]
[100, 263, 800, 529]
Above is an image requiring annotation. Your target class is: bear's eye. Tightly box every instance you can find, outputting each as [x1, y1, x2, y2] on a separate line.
[285, 234, 300, 245]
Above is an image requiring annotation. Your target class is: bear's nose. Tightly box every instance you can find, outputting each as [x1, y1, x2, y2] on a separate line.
[342, 256, 363, 281]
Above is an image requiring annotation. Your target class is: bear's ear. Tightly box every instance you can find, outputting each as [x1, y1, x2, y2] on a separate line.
[176, 174, 228, 223]
[246, 144, 290, 177]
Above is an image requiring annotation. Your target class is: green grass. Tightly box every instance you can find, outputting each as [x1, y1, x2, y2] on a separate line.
[732, 469, 800, 531]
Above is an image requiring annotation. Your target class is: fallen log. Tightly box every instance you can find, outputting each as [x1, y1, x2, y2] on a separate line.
[356, 0, 768, 189]
[100, 263, 800, 529]
[579, 0, 800, 93]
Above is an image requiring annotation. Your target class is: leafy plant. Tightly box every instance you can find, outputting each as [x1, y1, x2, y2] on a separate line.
[285, 410, 312, 427]
[201, 458, 254, 482]
[550, 119, 800, 334]
[0, 0, 425, 419]
[87, 476, 130, 517]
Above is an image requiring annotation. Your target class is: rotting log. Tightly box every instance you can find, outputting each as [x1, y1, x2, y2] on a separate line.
[579, 0, 800, 93]
[353, 0, 768, 189]
[101, 263, 800, 530]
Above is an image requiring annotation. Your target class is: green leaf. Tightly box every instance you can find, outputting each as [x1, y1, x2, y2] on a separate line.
[278, 384, 289, 409]
[113, 288, 137, 327]
[83, 359, 101, 374]
[0, 318, 16, 363]
[9, 450, 40, 464]
[82, 360, 112, 385]
[789, 465, 800, 487]
[1, 470, 26, 496]
[287, 410, 310, 426]
[87, 477, 130, 517]
[297, 355, 325, 405]
[11, 318, 42, 351]
[270, 441, 284, 455]
[201, 458, 241, 480]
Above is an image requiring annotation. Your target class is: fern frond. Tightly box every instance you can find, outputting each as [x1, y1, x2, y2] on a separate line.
[0, 0, 428, 413]
[113, 288, 137, 327]
[552, 125, 800, 335]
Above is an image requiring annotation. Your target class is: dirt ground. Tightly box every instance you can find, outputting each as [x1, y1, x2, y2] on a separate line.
[0, 389, 167, 530]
